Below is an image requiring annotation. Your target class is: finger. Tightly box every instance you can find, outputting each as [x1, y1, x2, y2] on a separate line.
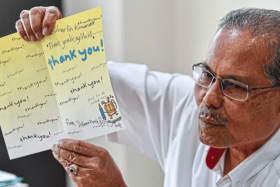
[20, 11, 37, 41]
[42, 6, 62, 35]
[52, 151, 83, 184]
[58, 139, 106, 157]
[19, 10, 29, 19]
[15, 20, 30, 41]
[52, 152, 94, 179]
[52, 144, 94, 168]
[29, 7, 45, 40]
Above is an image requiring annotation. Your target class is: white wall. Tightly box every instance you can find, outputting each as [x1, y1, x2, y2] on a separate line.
[61, 0, 280, 187]
[123, 0, 173, 72]
[171, 0, 280, 76]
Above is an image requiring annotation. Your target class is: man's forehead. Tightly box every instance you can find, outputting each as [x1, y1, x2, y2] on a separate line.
[203, 28, 273, 85]
[212, 28, 242, 42]
[210, 28, 260, 52]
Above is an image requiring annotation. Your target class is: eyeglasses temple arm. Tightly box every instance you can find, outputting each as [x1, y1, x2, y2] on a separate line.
[249, 85, 280, 91]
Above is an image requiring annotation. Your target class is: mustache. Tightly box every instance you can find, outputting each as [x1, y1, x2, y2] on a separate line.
[197, 106, 228, 125]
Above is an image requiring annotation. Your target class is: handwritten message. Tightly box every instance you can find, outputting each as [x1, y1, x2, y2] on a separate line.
[0, 7, 125, 160]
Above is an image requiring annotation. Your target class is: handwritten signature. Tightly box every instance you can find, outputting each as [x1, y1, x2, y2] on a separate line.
[66, 117, 107, 128]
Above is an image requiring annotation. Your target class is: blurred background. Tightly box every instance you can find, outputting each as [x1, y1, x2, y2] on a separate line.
[1, 0, 280, 186]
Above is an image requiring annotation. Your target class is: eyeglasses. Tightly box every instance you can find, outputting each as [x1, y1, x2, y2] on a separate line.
[192, 63, 280, 101]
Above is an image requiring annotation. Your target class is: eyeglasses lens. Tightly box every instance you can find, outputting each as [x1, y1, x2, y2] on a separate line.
[192, 65, 248, 101]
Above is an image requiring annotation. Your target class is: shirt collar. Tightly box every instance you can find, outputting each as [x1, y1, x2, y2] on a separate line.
[206, 128, 280, 186]
[206, 146, 225, 171]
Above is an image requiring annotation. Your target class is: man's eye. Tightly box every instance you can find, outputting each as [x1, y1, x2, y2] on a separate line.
[224, 81, 246, 91]
[202, 71, 212, 78]
[233, 84, 242, 89]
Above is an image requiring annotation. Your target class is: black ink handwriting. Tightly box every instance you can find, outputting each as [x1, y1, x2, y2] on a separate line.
[46, 39, 61, 49]
[2, 45, 24, 54]
[4, 124, 25, 137]
[20, 132, 51, 142]
[91, 63, 107, 71]
[70, 78, 102, 94]
[0, 96, 29, 112]
[67, 130, 82, 135]
[17, 77, 48, 91]
[17, 114, 31, 119]
[8, 145, 23, 150]
[55, 73, 82, 86]
[7, 69, 24, 79]
[37, 67, 48, 72]
[66, 118, 76, 126]
[25, 100, 47, 112]
[63, 65, 78, 73]
[59, 95, 80, 106]
[61, 31, 96, 49]
[0, 58, 10, 66]
[0, 91, 12, 98]
[37, 116, 60, 125]
[75, 17, 101, 31]
[44, 93, 57, 97]
[53, 131, 64, 136]
[77, 117, 107, 128]
[52, 24, 66, 34]
[0, 82, 5, 88]
[26, 52, 44, 59]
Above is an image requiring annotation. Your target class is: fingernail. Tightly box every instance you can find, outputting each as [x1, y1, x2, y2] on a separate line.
[30, 35, 36, 41]
[24, 35, 30, 41]
[35, 32, 43, 40]
[43, 27, 49, 35]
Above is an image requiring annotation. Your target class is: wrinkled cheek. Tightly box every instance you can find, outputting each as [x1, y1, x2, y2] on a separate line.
[245, 98, 270, 126]
[194, 85, 206, 106]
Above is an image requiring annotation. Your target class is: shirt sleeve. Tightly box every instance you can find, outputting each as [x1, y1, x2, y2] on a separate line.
[107, 61, 198, 169]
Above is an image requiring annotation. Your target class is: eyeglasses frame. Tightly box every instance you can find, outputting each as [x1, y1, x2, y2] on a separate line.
[192, 63, 280, 101]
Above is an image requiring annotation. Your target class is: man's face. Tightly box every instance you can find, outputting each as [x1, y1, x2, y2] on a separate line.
[195, 28, 280, 149]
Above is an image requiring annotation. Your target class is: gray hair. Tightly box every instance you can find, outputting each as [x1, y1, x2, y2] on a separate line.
[217, 8, 280, 86]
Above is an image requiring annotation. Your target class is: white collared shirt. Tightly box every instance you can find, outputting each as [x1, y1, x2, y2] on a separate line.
[107, 61, 280, 187]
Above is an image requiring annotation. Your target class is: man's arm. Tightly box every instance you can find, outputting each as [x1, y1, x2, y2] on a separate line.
[107, 61, 198, 168]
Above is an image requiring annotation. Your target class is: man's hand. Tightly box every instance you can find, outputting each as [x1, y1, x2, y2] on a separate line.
[16, 6, 62, 41]
[52, 139, 127, 187]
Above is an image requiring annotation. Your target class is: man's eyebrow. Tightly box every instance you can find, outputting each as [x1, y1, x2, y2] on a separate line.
[201, 62, 247, 83]
[201, 62, 212, 72]
[227, 75, 245, 82]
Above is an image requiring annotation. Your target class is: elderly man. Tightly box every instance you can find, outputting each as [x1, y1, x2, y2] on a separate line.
[15, 6, 280, 187]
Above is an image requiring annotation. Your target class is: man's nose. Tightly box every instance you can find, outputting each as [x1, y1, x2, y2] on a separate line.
[203, 79, 224, 109]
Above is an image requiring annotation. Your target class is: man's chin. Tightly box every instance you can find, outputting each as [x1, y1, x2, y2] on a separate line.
[198, 134, 229, 149]
[198, 121, 232, 148]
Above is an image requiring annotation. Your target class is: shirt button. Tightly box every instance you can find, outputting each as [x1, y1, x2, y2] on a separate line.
[236, 181, 241, 186]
